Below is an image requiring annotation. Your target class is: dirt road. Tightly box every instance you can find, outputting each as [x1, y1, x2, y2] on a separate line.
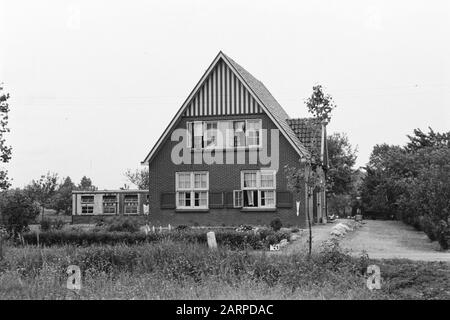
[340, 220, 450, 262]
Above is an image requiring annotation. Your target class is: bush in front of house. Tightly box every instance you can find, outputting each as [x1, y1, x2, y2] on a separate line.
[106, 219, 140, 233]
[270, 218, 282, 231]
[22, 228, 292, 250]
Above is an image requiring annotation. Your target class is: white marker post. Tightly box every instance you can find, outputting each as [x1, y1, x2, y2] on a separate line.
[206, 231, 218, 250]
[296, 201, 300, 217]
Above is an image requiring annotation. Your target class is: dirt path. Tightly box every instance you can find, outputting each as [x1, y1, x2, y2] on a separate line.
[282, 221, 338, 255]
[340, 220, 450, 262]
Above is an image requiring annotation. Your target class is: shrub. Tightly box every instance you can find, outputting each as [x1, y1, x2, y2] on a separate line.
[270, 218, 282, 232]
[107, 219, 139, 233]
[175, 225, 190, 232]
[0, 189, 40, 237]
[40, 218, 52, 232]
[52, 219, 65, 230]
[22, 228, 291, 250]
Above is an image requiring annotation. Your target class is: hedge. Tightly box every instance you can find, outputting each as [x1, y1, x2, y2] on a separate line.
[22, 229, 292, 250]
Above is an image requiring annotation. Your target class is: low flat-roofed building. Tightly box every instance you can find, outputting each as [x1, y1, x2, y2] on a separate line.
[72, 190, 149, 224]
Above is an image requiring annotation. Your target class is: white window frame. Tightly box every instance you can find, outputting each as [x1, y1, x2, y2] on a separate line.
[233, 190, 243, 208]
[81, 195, 94, 214]
[124, 194, 139, 215]
[240, 170, 276, 208]
[245, 119, 262, 148]
[175, 171, 209, 209]
[186, 119, 262, 150]
[102, 195, 118, 214]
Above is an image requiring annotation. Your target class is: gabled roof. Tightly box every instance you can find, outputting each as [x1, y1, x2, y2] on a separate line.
[223, 54, 310, 158]
[141, 51, 310, 164]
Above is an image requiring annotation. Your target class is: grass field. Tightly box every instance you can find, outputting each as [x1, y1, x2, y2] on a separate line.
[0, 240, 449, 300]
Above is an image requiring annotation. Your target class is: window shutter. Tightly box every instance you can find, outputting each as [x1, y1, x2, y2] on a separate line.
[160, 192, 176, 209]
[225, 192, 234, 208]
[276, 191, 293, 208]
[209, 192, 224, 208]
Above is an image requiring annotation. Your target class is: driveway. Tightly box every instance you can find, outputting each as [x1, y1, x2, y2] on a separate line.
[340, 220, 450, 262]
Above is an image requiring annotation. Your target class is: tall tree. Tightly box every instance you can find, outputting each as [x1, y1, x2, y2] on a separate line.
[77, 176, 97, 191]
[25, 172, 59, 218]
[327, 133, 357, 195]
[0, 84, 12, 190]
[285, 85, 336, 257]
[406, 127, 450, 152]
[52, 176, 76, 215]
[124, 168, 149, 190]
[305, 84, 337, 123]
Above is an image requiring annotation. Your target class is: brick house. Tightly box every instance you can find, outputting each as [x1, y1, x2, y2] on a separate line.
[140, 52, 328, 228]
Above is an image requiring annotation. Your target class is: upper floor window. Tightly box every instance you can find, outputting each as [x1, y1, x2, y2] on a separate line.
[187, 119, 262, 149]
[176, 171, 209, 209]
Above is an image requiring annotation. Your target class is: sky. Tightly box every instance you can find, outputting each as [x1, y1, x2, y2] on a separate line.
[1, 0, 449, 189]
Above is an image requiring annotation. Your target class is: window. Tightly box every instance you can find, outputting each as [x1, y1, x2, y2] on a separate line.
[233, 190, 243, 208]
[81, 195, 94, 214]
[233, 121, 246, 147]
[176, 172, 209, 209]
[240, 170, 276, 208]
[102, 195, 117, 214]
[193, 122, 204, 149]
[124, 194, 139, 214]
[246, 119, 262, 147]
[205, 122, 218, 148]
[187, 119, 262, 149]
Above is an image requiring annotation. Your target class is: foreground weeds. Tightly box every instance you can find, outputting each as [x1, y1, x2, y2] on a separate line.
[0, 241, 448, 299]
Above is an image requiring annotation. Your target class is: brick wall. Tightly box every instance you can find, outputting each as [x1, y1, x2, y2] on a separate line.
[146, 113, 307, 228]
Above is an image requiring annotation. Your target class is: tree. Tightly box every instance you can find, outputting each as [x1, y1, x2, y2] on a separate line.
[78, 176, 97, 191]
[406, 127, 450, 152]
[0, 189, 40, 237]
[305, 84, 337, 123]
[360, 129, 450, 249]
[52, 176, 76, 215]
[25, 172, 59, 218]
[285, 86, 336, 257]
[0, 84, 12, 190]
[124, 168, 149, 190]
[327, 133, 357, 195]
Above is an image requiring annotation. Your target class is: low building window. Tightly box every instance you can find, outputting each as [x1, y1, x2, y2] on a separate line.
[124, 194, 139, 214]
[81, 195, 94, 214]
[102, 195, 117, 214]
[176, 172, 209, 209]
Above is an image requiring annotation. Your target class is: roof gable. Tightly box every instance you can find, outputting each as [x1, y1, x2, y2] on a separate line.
[288, 118, 328, 165]
[184, 58, 263, 117]
[142, 52, 310, 164]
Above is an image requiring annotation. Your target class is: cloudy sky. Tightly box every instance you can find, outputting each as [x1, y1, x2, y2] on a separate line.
[1, 0, 449, 189]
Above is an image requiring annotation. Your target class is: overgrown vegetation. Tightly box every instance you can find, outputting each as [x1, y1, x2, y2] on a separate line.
[0, 241, 448, 299]
[361, 128, 450, 249]
[21, 228, 292, 250]
[0, 189, 40, 237]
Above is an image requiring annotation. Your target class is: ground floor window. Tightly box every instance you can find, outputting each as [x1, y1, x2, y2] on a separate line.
[176, 171, 209, 209]
[81, 195, 94, 214]
[238, 170, 276, 208]
[124, 194, 139, 214]
[102, 195, 117, 214]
